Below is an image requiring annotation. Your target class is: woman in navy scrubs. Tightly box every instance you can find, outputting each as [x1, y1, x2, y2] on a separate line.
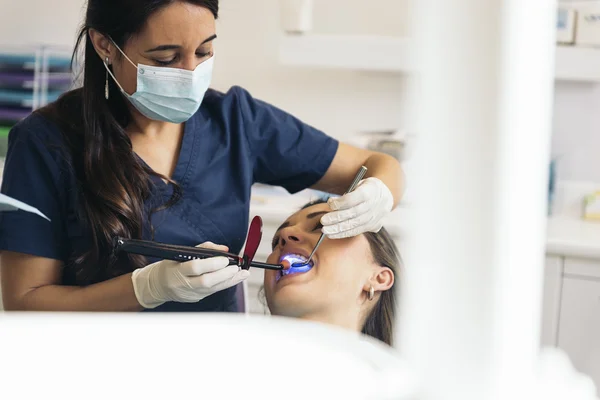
[0, 0, 404, 311]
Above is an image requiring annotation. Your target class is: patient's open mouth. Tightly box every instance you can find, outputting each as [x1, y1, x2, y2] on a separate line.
[277, 253, 314, 281]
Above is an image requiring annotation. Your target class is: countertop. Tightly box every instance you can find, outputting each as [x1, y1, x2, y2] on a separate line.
[546, 216, 600, 259]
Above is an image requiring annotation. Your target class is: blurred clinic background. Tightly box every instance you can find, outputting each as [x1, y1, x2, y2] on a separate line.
[2, 0, 600, 394]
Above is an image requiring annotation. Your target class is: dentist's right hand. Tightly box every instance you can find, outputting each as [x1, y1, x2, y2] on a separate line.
[131, 242, 250, 309]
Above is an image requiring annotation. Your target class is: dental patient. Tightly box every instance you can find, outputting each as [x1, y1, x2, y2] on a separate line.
[263, 199, 401, 346]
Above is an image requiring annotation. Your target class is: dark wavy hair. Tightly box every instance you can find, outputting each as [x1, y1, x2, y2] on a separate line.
[262, 198, 401, 346]
[36, 0, 219, 285]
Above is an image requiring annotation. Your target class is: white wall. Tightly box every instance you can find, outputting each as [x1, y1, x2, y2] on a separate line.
[552, 82, 600, 182]
[553, 1, 600, 182]
[0, 0, 86, 48]
[212, 0, 409, 140]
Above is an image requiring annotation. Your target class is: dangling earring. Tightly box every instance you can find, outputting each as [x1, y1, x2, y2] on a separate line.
[368, 286, 375, 301]
[105, 57, 110, 100]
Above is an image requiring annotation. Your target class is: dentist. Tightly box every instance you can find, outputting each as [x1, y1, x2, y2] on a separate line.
[0, 0, 403, 312]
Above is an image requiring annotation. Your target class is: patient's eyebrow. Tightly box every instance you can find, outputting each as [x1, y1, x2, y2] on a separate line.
[306, 211, 327, 220]
[275, 221, 291, 233]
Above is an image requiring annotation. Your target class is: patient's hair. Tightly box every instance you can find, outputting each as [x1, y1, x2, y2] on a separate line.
[301, 199, 401, 346]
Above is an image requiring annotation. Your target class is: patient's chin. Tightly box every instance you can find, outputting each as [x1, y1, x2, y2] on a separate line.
[269, 302, 310, 318]
[267, 286, 320, 317]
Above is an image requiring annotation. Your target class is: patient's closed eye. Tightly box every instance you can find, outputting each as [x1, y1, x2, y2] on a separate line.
[271, 216, 324, 249]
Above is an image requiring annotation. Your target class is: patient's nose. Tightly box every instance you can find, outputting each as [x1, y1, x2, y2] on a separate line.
[279, 226, 304, 247]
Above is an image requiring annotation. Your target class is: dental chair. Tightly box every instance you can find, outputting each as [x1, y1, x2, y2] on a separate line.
[0, 313, 417, 399]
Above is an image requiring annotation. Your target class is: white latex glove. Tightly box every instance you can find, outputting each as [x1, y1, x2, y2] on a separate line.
[131, 242, 250, 309]
[321, 177, 394, 239]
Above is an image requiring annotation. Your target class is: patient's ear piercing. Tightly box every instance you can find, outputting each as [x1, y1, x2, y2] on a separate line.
[368, 286, 375, 301]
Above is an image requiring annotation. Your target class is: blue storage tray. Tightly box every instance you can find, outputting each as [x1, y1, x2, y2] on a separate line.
[0, 89, 63, 107]
[0, 53, 71, 70]
[0, 107, 31, 122]
[0, 72, 71, 90]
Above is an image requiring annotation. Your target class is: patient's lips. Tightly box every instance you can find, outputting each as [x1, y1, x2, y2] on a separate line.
[277, 253, 315, 281]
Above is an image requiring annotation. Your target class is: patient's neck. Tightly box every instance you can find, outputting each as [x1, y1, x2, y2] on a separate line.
[299, 308, 363, 332]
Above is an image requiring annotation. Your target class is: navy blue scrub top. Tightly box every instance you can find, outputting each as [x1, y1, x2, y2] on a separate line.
[0, 86, 339, 312]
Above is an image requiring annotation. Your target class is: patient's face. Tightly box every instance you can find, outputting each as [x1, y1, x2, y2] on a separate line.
[264, 203, 376, 318]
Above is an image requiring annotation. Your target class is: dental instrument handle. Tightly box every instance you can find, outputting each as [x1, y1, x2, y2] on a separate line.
[304, 166, 368, 265]
[113, 237, 242, 265]
[344, 166, 368, 196]
[114, 237, 284, 271]
[305, 233, 326, 263]
[249, 261, 284, 271]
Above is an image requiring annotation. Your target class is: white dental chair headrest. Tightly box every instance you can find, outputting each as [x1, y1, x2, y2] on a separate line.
[0, 313, 418, 400]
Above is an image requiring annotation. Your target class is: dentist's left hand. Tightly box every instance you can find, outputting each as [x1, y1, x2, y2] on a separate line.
[320, 177, 394, 239]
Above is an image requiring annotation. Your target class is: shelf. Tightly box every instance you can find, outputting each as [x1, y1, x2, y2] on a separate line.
[0, 72, 72, 89]
[555, 45, 600, 82]
[278, 34, 414, 73]
[0, 107, 31, 123]
[0, 89, 63, 107]
[0, 53, 71, 71]
[0, 47, 73, 124]
[279, 34, 600, 82]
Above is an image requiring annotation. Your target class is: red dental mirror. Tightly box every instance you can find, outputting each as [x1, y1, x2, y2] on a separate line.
[242, 216, 262, 270]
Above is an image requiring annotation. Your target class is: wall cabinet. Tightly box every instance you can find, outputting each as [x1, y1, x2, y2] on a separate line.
[541, 255, 563, 347]
[542, 255, 600, 393]
[557, 258, 600, 388]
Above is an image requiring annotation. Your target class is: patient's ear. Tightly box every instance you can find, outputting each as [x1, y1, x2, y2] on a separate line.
[363, 266, 394, 294]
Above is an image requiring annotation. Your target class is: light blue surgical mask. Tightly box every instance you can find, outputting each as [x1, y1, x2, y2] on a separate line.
[104, 42, 214, 124]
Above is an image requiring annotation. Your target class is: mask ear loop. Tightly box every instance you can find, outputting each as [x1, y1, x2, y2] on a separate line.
[102, 37, 138, 95]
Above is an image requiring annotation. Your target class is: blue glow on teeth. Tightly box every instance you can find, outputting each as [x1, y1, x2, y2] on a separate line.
[284, 264, 312, 275]
[281, 254, 314, 276]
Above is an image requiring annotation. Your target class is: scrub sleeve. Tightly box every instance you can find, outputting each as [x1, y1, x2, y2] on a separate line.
[233, 86, 339, 193]
[0, 124, 68, 261]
